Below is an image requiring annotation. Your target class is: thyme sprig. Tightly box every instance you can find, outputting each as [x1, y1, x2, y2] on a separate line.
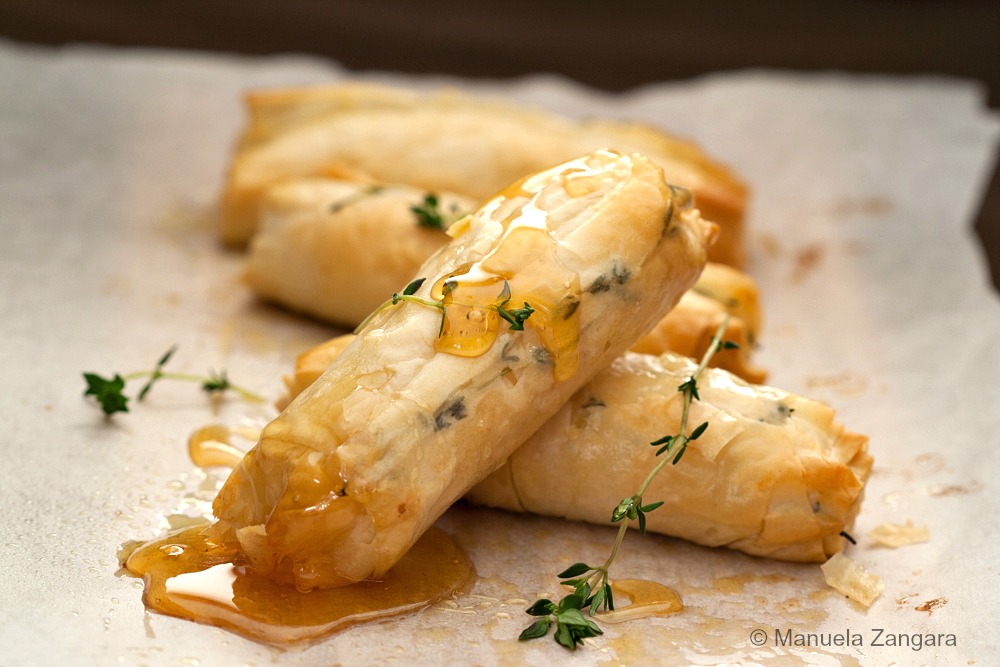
[410, 193, 464, 230]
[355, 277, 534, 336]
[520, 316, 736, 650]
[495, 280, 535, 331]
[82, 346, 264, 416]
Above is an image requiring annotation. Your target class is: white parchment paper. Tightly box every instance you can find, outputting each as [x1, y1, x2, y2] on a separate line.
[1, 39, 998, 666]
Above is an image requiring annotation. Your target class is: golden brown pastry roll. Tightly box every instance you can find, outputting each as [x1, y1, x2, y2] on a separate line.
[221, 83, 747, 266]
[210, 150, 716, 589]
[234, 82, 423, 149]
[467, 351, 871, 562]
[246, 178, 476, 327]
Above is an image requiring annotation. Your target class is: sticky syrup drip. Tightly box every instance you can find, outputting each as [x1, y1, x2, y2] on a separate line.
[428, 153, 628, 379]
[187, 424, 255, 468]
[123, 525, 473, 646]
[597, 579, 684, 624]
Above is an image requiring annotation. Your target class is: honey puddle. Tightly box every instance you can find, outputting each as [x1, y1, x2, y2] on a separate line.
[599, 579, 684, 623]
[123, 524, 473, 646]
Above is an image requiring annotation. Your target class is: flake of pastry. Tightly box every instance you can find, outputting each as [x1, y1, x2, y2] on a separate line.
[820, 553, 883, 607]
[868, 520, 930, 548]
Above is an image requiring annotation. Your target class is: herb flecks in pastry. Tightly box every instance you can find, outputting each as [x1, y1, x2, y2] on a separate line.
[245, 174, 765, 381]
[409, 192, 465, 230]
[285, 334, 870, 564]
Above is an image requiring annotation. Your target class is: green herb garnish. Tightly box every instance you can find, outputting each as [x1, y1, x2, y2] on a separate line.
[410, 193, 465, 230]
[82, 346, 264, 416]
[136, 345, 177, 400]
[202, 369, 235, 394]
[355, 278, 534, 337]
[497, 302, 535, 331]
[83, 373, 129, 415]
[518, 590, 603, 650]
[519, 317, 735, 650]
[410, 193, 446, 229]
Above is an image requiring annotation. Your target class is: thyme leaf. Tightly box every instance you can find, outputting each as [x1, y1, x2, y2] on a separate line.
[410, 193, 445, 229]
[328, 185, 385, 214]
[401, 277, 426, 297]
[136, 344, 177, 400]
[202, 369, 231, 394]
[356, 277, 534, 337]
[82, 372, 129, 415]
[517, 591, 603, 650]
[498, 302, 535, 331]
[557, 562, 592, 579]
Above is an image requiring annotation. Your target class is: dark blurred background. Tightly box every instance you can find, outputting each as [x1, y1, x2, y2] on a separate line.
[2, 0, 998, 287]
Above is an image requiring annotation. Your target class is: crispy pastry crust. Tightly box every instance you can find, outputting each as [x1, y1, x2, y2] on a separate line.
[246, 179, 475, 327]
[467, 351, 872, 562]
[221, 83, 747, 265]
[633, 262, 766, 383]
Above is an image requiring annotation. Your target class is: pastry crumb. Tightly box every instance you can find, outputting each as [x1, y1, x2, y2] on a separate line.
[821, 553, 883, 607]
[868, 520, 930, 548]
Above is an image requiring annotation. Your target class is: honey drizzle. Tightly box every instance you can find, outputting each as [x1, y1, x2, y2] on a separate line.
[123, 525, 473, 646]
[428, 153, 629, 379]
[597, 579, 684, 624]
[187, 424, 254, 468]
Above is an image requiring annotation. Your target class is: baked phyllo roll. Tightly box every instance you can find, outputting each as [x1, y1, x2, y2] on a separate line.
[245, 178, 476, 327]
[467, 351, 872, 562]
[210, 150, 717, 589]
[221, 83, 747, 266]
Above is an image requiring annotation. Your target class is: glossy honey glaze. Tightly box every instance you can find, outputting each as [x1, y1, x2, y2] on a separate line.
[428, 152, 632, 380]
[123, 524, 473, 646]
[598, 579, 684, 624]
[187, 424, 254, 468]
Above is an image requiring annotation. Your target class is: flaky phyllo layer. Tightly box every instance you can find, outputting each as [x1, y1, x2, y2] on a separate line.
[210, 151, 715, 589]
[469, 352, 871, 562]
[221, 82, 746, 264]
